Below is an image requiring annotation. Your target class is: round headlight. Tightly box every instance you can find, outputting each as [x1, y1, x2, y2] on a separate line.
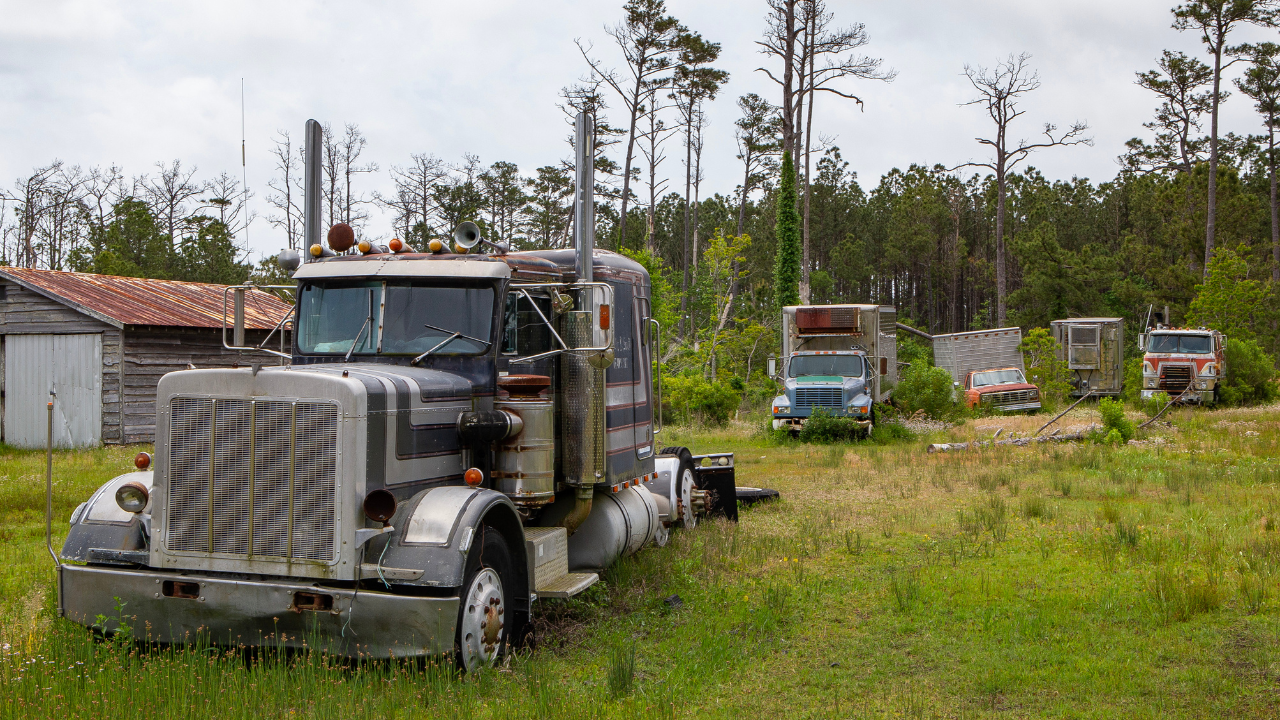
[115, 481, 149, 514]
[718, 455, 729, 466]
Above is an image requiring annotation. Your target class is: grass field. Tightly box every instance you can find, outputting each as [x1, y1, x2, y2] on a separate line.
[3, 403, 1280, 718]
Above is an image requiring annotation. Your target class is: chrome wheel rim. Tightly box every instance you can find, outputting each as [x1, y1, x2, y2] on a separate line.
[679, 468, 697, 528]
[459, 567, 504, 671]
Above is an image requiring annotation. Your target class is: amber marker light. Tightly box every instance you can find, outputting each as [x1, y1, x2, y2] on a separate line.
[599, 304, 611, 330]
[389, 238, 403, 252]
[134, 452, 152, 470]
[310, 244, 324, 257]
[464, 467, 484, 487]
[429, 239, 445, 253]
[358, 240, 373, 254]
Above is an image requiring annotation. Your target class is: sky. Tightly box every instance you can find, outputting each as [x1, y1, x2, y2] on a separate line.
[2, 0, 1279, 262]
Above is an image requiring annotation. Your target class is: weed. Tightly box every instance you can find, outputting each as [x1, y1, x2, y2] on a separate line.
[889, 568, 922, 613]
[606, 643, 636, 698]
[844, 530, 864, 556]
[1149, 570, 1222, 624]
[1051, 476, 1074, 497]
[1115, 519, 1140, 549]
[1239, 573, 1268, 615]
[1021, 494, 1047, 520]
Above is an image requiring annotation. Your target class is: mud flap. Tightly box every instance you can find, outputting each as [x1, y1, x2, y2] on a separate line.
[692, 462, 738, 522]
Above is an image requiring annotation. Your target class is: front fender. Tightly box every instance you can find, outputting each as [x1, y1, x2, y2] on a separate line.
[369, 486, 529, 594]
[61, 471, 153, 563]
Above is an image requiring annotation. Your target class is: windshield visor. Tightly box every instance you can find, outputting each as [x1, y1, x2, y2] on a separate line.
[298, 281, 495, 356]
[1149, 334, 1211, 354]
[972, 369, 1025, 387]
[788, 354, 865, 378]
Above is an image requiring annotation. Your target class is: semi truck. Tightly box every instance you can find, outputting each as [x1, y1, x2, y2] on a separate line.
[1139, 325, 1226, 404]
[933, 327, 1041, 413]
[52, 114, 744, 671]
[768, 304, 897, 433]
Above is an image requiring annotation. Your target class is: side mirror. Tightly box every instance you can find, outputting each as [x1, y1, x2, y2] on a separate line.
[767, 357, 777, 379]
[953, 381, 960, 389]
[879, 357, 888, 376]
[1138, 334, 1147, 351]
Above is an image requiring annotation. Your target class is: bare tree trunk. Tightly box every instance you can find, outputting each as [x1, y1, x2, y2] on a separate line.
[799, 11, 816, 304]
[1206, 44, 1223, 275]
[995, 162, 1007, 326]
[1271, 127, 1279, 282]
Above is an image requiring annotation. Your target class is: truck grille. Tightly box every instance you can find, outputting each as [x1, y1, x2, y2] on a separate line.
[166, 397, 339, 561]
[796, 388, 843, 408]
[982, 389, 1036, 405]
[1159, 366, 1192, 394]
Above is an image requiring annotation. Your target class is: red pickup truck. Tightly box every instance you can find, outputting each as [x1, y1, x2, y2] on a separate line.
[961, 367, 1042, 413]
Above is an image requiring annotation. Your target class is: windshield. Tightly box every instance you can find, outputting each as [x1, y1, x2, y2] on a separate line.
[298, 281, 495, 356]
[788, 354, 865, 378]
[972, 369, 1026, 387]
[1148, 333, 1212, 354]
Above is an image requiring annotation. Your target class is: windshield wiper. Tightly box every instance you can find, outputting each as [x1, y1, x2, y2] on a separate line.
[411, 322, 490, 366]
[344, 288, 374, 362]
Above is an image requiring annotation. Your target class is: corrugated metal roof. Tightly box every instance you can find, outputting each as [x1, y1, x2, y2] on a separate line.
[0, 267, 292, 330]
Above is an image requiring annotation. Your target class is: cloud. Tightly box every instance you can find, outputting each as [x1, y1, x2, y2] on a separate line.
[1, 0, 1274, 260]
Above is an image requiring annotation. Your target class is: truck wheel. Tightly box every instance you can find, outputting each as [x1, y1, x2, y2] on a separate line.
[659, 446, 698, 528]
[455, 529, 514, 672]
[736, 487, 780, 506]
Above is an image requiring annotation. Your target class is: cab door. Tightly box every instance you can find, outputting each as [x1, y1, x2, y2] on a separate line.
[633, 296, 653, 458]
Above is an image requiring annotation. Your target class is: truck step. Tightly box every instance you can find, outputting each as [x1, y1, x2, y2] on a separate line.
[524, 526, 598, 598]
[536, 571, 599, 599]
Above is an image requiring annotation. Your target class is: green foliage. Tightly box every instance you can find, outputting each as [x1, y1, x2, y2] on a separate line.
[1122, 355, 1145, 403]
[1097, 397, 1135, 443]
[621, 247, 680, 344]
[893, 362, 957, 419]
[1219, 337, 1279, 406]
[661, 374, 740, 426]
[797, 409, 864, 443]
[70, 197, 173, 278]
[1186, 246, 1274, 342]
[897, 334, 933, 367]
[1019, 327, 1073, 402]
[249, 255, 292, 286]
[773, 150, 800, 308]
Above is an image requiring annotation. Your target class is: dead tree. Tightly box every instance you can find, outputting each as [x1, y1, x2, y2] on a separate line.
[954, 53, 1090, 326]
[266, 131, 304, 250]
[142, 160, 206, 246]
[577, 0, 686, 247]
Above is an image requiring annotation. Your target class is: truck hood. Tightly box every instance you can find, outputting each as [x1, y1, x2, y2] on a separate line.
[974, 382, 1038, 393]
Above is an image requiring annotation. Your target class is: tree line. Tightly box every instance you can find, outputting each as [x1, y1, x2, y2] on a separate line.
[3, 0, 1278, 390]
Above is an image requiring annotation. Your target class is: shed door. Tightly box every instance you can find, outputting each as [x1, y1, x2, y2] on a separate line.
[4, 334, 102, 448]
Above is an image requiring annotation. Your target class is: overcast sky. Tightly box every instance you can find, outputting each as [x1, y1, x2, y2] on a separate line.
[3, 0, 1278, 261]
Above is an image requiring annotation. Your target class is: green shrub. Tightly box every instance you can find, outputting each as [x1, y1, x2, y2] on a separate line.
[1020, 327, 1073, 401]
[1097, 397, 1135, 443]
[894, 362, 958, 419]
[1219, 337, 1279, 407]
[1122, 355, 1144, 404]
[662, 374, 740, 425]
[897, 334, 934, 367]
[1139, 391, 1171, 417]
[798, 408, 866, 443]
[870, 421, 915, 445]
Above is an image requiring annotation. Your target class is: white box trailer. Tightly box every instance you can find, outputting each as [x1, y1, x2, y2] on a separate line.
[780, 304, 897, 403]
[932, 327, 1025, 384]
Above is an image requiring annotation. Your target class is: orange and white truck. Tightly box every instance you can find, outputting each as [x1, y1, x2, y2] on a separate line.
[1138, 326, 1226, 404]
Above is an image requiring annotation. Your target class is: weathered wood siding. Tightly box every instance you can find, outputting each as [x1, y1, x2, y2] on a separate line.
[121, 327, 277, 443]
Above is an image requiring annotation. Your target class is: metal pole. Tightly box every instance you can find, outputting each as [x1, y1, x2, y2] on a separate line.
[573, 112, 594, 286]
[233, 287, 246, 348]
[1034, 389, 1094, 437]
[303, 119, 323, 257]
[46, 392, 60, 567]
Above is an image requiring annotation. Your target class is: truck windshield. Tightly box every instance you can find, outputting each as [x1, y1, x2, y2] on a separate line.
[972, 369, 1026, 387]
[1148, 334, 1212, 354]
[298, 281, 495, 356]
[788, 354, 864, 378]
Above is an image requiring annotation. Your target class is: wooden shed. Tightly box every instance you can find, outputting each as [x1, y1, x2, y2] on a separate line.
[0, 268, 292, 448]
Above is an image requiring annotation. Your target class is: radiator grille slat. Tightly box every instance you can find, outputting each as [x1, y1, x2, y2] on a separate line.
[166, 398, 338, 562]
[796, 387, 843, 408]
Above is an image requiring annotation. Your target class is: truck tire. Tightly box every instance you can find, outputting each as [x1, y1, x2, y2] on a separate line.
[659, 446, 698, 528]
[736, 487, 780, 506]
[455, 528, 515, 672]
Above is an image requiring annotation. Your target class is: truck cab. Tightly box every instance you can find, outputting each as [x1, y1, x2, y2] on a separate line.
[53, 113, 743, 671]
[771, 350, 874, 433]
[962, 367, 1042, 412]
[1139, 327, 1225, 404]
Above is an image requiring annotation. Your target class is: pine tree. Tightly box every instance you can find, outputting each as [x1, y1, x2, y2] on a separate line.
[773, 149, 801, 308]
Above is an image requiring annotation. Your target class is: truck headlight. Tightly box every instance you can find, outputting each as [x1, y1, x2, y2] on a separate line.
[772, 396, 790, 414]
[1029, 389, 1039, 399]
[1196, 380, 1208, 390]
[1145, 377, 1158, 388]
[115, 481, 149, 514]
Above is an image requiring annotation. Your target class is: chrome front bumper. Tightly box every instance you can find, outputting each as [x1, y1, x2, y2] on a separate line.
[59, 564, 458, 658]
[991, 401, 1042, 413]
[1141, 389, 1213, 403]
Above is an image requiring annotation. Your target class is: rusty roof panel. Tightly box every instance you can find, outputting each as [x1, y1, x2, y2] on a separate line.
[0, 267, 292, 330]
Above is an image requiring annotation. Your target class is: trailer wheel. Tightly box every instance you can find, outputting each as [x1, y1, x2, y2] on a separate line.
[455, 529, 514, 673]
[659, 446, 698, 528]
